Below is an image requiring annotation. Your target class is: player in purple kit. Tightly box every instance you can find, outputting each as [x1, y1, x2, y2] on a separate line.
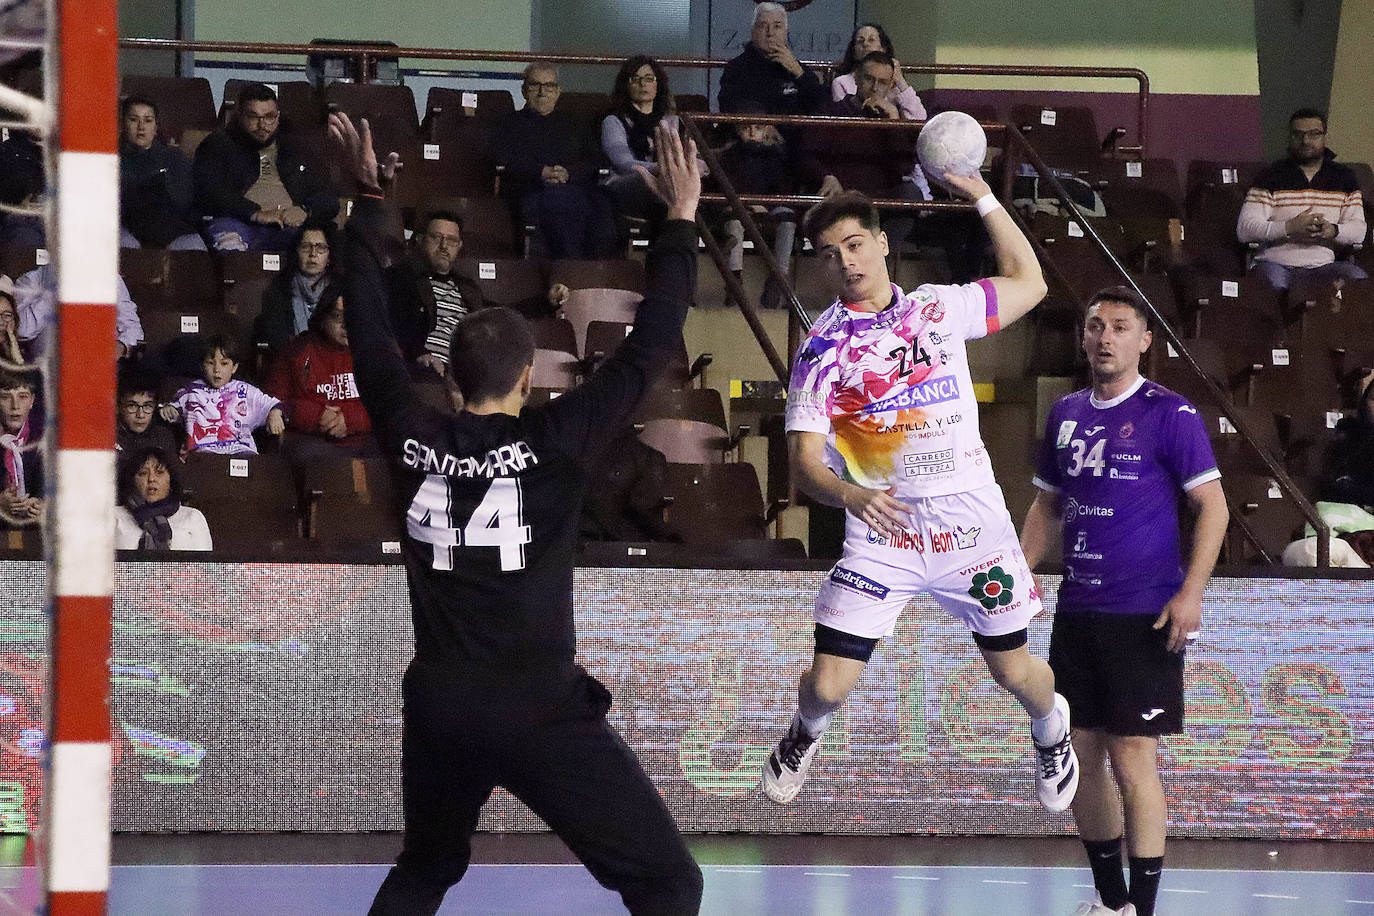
[1020, 286, 1229, 916]
[761, 181, 1081, 815]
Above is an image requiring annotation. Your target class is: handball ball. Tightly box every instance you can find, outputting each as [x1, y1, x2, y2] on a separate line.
[917, 111, 988, 180]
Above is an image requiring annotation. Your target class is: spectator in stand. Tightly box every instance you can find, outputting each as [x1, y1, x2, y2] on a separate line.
[831, 24, 926, 121]
[13, 262, 143, 359]
[159, 333, 284, 456]
[193, 82, 338, 253]
[798, 52, 923, 244]
[491, 63, 618, 259]
[254, 221, 338, 354]
[116, 368, 180, 474]
[1236, 108, 1367, 291]
[718, 2, 826, 117]
[0, 131, 46, 249]
[0, 369, 41, 528]
[602, 55, 694, 224]
[266, 291, 375, 461]
[0, 276, 27, 366]
[715, 103, 798, 309]
[386, 209, 486, 375]
[113, 446, 212, 551]
[1322, 373, 1374, 509]
[118, 96, 206, 251]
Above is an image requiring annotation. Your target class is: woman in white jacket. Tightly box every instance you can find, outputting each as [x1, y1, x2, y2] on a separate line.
[114, 446, 212, 551]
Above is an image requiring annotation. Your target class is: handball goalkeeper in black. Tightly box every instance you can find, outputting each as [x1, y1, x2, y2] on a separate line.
[328, 112, 704, 916]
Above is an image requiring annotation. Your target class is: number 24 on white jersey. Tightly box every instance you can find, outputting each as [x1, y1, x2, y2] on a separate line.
[406, 474, 532, 572]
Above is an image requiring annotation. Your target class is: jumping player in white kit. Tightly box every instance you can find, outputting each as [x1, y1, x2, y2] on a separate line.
[761, 180, 1079, 813]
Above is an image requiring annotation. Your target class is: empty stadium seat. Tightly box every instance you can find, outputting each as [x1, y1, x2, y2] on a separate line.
[219, 250, 280, 328]
[409, 115, 500, 199]
[549, 258, 645, 293]
[582, 319, 634, 365]
[140, 314, 246, 379]
[661, 461, 770, 545]
[424, 87, 514, 125]
[454, 257, 549, 316]
[1011, 104, 1102, 172]
[1223, 473, 1308, 563]
[180, 452, 305, 554]
[560, 288, 641, 355]
[301, 455, 404, 556]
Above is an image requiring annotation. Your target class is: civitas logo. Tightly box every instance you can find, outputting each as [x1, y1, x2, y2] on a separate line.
[1063, 497, 1114, 523]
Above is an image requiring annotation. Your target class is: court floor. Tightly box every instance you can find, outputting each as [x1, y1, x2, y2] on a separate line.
[0, 834, 1368, 915]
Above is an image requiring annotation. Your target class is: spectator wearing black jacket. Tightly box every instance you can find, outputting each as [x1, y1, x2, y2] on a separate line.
[118, 96, 205, 251]
[717, 2, 826, 117]
[192, 82, 337, 253]
[490, 64, 617, 259]
[1322, 374, 1374, 509]
[385, 210, 486, 374]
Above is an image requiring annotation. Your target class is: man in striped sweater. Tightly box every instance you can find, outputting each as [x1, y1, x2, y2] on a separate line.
[1236, 108, 1368, 291]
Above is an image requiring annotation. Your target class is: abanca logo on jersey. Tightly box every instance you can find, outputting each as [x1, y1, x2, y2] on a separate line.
[829, 567, 890, 600]
[862, 376, 961, 415]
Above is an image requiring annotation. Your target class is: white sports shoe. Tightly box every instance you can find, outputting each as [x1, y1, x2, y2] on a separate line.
[761, 714, 821, 804]
[1070, 902, 1137, 915]
[1034, 693, 1080, 811]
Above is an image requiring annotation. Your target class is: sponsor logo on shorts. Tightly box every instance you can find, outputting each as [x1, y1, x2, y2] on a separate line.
[866, 527, 924, 552]
[816, 603, 845, 620]
[863, 376, 961, 415]
[968, 566, 1016, 611]
[959, 553, 1006, 578]
[931, 525, 981, 553]
[829, 567, 890, 600]
[904, 449, 956, 476]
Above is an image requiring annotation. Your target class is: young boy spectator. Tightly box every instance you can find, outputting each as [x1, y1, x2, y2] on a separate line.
[0, 369, 42, 527]
[160, 334, 284, 456]
[265, 292, 374, 461]
[116, 368, 180, 473]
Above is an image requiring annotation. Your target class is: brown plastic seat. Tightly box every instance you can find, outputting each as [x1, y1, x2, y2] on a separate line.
[529, 317, 578, 356]
[120, 76, 218, 142]
[454, 256, 549, 316]
[582, 319, 634, 364]
[301, 454, 404, 555]
[218, 250, 282, 329]
[180, 451, 305, 554]
[636, 388, 733, 464]
[1222, 472, 1308, 563]
[531, 348, 580, 390]
[1091, 158, 1183, 212]
[560, 288, 641, 355]
[119, 248, 172, 313]
[410, 115, 500, 199]
[424, 87, 514, 125]
[323, 83, 422, 205]
[661, 462, 769, 544]
[1010, 103, 1102, 173]
[140, 312, 245, 378]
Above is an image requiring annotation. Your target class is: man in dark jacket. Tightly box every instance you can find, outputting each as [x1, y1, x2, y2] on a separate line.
[490, 64, 617, 259]
[386, 209, 487, 375]
[717, 2, 826, 117]
[193, 82, 338, 252]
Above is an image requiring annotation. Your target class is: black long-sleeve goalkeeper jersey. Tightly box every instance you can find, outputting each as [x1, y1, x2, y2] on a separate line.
[343, 198, 696, 683]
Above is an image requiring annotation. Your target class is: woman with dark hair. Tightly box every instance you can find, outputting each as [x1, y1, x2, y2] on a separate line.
[113, 446, 212, 550]
[831, 24, 926, 122]
[601, 55, 705, 220]
[254, 220, 339, 355]
[1322, 373, 1374, 509]
[118, 95, 206, 250]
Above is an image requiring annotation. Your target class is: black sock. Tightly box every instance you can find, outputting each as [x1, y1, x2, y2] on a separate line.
[1128, 855, 1164, 916]
[1083, 837, 1129, 910]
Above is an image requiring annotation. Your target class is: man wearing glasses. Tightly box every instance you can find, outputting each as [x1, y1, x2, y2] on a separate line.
[115, 370, 179, 474]
[193, 82, 339, 252]
[490, 64, 617, 258]
[1236, 107, 1367, 291]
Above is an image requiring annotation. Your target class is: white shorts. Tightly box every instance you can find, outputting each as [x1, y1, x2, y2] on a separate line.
[814, 483, 1043, 640]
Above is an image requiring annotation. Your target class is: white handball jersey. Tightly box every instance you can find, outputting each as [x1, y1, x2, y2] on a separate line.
[786, 280, 1001, 499]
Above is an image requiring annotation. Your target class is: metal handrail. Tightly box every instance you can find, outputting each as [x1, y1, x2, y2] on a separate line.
[118, 38, 1150, 152]
[996, 123, 1331, 567]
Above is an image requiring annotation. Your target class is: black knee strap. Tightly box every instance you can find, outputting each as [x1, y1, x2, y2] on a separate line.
[972, 628, 1029, 652]
[814, 623, 879, 663]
